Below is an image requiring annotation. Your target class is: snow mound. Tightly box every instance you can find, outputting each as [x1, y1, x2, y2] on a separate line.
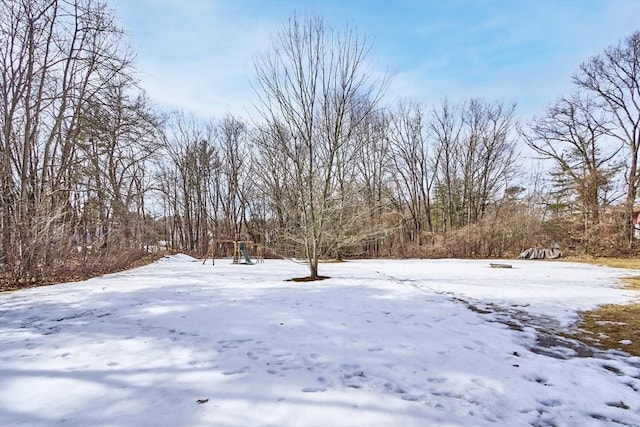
[156, 253, 199, 263]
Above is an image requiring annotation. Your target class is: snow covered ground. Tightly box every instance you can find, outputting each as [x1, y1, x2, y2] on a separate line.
[1, 256, 639, 427]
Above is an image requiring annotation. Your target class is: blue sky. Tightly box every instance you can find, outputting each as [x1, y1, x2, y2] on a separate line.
[108, 0, 640, 120]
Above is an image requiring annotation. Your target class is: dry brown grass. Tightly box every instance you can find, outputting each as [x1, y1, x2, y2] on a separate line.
[567, 257, 640, 356]
[622, 276, 640, 291]
[566, 256, 640, 271]
[576, 304, 640, 356]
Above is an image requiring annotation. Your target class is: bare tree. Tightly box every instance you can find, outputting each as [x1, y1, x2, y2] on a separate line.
[0, 0, 149, 284]
[77, 81, 161, 254]
[460, 99, 519, 224]
[574, 30, 640, 244]
[324, 106, 396, 259]
[250, 121, 299, 254]
[389, 101, 435, 245]
[354, 109, 397, 256]
[526, 94, 621, 240]
[429, 99, 463, 232]
[217, 115, 252, 241]
[160, 111, 218, 252]
[158, 112, 258, 255]
[253, 14, 387, 278]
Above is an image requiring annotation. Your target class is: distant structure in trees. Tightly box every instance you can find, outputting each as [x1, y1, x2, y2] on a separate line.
[633, 211, 640, 240]
[518, 247, 563, 260]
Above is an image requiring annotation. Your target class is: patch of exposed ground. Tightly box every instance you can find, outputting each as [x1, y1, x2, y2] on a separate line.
[463, 299, 605, 359]
[569, 258, 640, 357]
[463, 286, 640, 358]
[287, 275, 330, 282]
[464, 292, 640, 359]
[576, 304, 640, 357]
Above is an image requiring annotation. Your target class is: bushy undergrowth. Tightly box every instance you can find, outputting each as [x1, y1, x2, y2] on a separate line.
[0, 249, 169, 292]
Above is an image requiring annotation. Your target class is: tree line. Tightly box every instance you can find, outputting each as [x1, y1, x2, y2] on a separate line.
[1, 1, 637, 284]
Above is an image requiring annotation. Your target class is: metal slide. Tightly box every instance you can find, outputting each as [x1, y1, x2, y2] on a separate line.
[239, 248, 255, 265]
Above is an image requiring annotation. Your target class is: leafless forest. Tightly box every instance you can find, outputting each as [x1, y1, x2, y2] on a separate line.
[1, 1, 638, 284]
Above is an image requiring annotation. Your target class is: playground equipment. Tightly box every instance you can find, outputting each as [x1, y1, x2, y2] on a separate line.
[238, 242, 254, 265]
[202, 240, 264, 265]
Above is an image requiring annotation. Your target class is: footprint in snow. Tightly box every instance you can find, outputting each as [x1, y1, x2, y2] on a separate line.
[302, 386, 326, 393]
[222, 366, 249, 375]
[537, 398, 563, 408]
[401, 394, 421, 402]
[340, 363, 360, 370]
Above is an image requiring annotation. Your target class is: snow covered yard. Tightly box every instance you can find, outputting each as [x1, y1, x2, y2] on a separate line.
[1, 256, 639, 427]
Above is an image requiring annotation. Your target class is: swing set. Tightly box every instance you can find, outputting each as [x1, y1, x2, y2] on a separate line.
[202, 240, 264, 265]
